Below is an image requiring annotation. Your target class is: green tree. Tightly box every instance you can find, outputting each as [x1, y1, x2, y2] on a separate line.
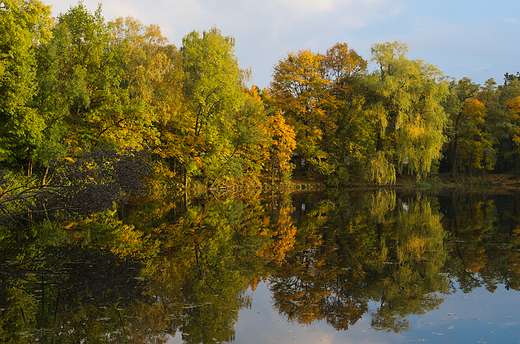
[477, 78, 506, 173]
[108, 16, 184, 147]
[363, 41, 449, 183]
[181, 27, 251, 187]
[46, 3, 159, 153]
[443, 77, 489, 177]
[501, 77, 520, 176]
[108, 16, 188, 189]
[0, 0, 53, 172]
[321, 43, 368, 184]
[50, 2, 113, 150]
[32, 19, 75, 178]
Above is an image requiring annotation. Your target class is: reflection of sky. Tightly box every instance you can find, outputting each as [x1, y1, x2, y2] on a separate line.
[167, 280, 520, 343]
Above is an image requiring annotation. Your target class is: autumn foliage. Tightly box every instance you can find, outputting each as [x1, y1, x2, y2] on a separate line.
[1, 0, 520, 191]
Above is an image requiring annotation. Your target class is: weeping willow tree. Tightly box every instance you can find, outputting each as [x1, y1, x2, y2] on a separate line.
[363, 41, 449, 184]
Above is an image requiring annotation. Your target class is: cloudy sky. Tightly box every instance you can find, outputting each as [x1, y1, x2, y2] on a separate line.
[47, 0, 520, 88]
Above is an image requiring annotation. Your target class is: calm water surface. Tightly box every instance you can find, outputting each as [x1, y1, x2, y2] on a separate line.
[166, 280, 518, 343]
[2, 190, 520, 343]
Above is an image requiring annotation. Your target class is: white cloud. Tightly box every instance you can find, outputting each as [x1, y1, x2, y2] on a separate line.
[474, 66, 491, 72]
[500, 15, 518, 23]
[274, 0, 335, 14]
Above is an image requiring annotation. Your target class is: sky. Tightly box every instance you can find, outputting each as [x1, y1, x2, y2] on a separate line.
[46, 0, 520, 89]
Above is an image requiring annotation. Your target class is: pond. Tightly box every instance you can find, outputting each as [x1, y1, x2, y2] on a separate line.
[2, 190, 520, 343]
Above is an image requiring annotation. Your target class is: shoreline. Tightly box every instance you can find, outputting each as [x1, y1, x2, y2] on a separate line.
[288, 173, 520, 194]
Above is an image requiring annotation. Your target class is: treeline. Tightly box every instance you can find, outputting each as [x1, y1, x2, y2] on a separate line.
[2, 0, 520, 190]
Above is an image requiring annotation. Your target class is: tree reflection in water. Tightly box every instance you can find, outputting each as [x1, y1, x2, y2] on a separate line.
[441, 192, 520, 293]
[0, 242, 152, 343]
[2, 190, 520, 342]
[269, 190, 449, 333]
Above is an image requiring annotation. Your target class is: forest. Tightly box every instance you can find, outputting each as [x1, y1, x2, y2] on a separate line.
[5, 1, 520, 341]
[2, 0, 520, 195]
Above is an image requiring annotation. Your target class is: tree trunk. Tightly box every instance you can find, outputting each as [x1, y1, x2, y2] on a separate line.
[515, 154, 518, 179]
[42, 167, 49, 185]
[450, 140, 458, 179]
[184, 166, 188, 190]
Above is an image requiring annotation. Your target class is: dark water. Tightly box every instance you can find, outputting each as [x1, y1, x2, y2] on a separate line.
[2, 190, 520, 343]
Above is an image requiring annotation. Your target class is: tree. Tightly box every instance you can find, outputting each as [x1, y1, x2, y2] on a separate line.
[180, 27, 251, 186]
[363, 41, 449, 183]
[227, 86, 272, 185]
[443, 77, 482, 177]
[0, 0, 53, 172]
[108, 16, 184, 147]
[457, 97, 495, 176]
[322, 42, 367, 84]
[501, 78, 520, 177]
[321, 43, 369, 184]
[477, 78, 506, 173]
[269, 49, 333, 174]
[262, 110, 297, 184]
[43, 3, 160, 153]
[269, 44, 369, 181]
[108, 16, 188, 188]
[49, 2, 114, 150]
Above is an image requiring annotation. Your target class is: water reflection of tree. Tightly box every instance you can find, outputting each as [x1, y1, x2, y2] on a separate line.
[123, 193, 298, 343]
[10, 189, 520, 341]
[0, 238, 154, 343]
[269, 190, 450, 333]
[442, 192, 520, 292]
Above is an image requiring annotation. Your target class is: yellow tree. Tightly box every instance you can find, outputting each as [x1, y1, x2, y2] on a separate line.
[457, 97, 495, 176]
[504, 80, 520, 177]
[443, 77, 492, 178]
[255, 88, 297, 184]
[269, 43, 369, 183]
[262, 111, 297, 184]
[109, 17, 188, 187]
[269, 49, 333, 174]
[363, 41, 449, 183]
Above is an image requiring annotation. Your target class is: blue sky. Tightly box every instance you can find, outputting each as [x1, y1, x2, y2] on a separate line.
[48, 0, 520, 88]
